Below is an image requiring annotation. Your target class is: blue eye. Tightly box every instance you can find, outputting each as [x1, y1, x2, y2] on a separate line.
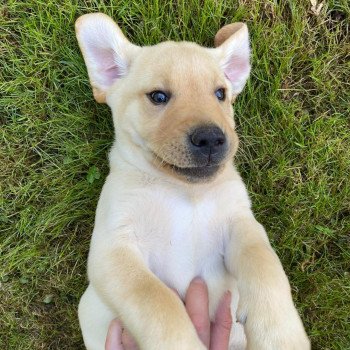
[149, 91, 169, 105]
[215, 88, 225, 101]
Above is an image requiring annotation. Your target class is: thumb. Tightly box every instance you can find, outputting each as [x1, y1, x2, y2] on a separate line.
[210, 291, 232, 350]
[105, 319, 124, 350]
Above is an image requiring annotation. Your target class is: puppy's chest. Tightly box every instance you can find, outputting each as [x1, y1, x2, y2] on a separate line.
[131, 189, 229, 291]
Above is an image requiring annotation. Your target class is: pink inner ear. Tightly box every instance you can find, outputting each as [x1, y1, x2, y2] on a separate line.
[224, 55, 250, 83]
[90, 46, 123, 88]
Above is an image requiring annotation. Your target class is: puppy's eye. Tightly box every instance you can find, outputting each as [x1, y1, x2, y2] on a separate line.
[148, 91, 169, 105]
[215, 88, 225, 101]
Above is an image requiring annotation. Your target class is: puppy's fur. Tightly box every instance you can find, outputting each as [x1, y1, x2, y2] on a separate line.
[75, 13, 310, 350]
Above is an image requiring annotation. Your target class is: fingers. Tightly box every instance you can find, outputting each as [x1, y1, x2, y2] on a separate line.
[121, 329, 139, 350]
[185, 277, 211, 348]
[105, 319, 139, 350]
[106, 285, 232, 350]
[105, 319, 124, 350]
[210, 291, 232, 350]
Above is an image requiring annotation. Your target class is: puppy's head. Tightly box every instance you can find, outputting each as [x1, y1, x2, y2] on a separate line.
[75, 14, 250, 182]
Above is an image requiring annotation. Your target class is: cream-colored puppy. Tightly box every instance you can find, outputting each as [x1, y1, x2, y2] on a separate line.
[75, 13, 310, 350]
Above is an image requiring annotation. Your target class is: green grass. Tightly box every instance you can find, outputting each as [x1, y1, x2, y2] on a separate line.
[1, 0, 349, 349]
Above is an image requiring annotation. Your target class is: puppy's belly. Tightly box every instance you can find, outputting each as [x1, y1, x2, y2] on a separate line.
[121, 186, 237, 317]
[148, 241, 246, 349]
[150, 250, 235, 319]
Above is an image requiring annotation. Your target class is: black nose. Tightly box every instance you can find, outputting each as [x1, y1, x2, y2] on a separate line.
[191, 126, 226, 149]
[189, 125, 227, 165]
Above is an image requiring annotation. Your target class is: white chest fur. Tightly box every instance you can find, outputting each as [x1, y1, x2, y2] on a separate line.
[93, 172, 251, 296]
[144, 188, 226, 294]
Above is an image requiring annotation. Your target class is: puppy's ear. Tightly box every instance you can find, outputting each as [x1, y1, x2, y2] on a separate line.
[213, 23, 250, 96]
[214, 23, 245, 47]
[75, 13, 140, 103]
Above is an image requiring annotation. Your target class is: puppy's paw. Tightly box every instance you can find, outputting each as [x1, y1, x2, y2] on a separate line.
[246, 326, 310, 350]
[247, 333, 310, 350]
[239, 298, 310, 350]
[177, 337, 207, 350]
[157, 339, 206, 350]
[145, 333, 206, 350]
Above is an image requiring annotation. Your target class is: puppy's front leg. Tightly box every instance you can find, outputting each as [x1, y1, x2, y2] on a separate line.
[226, 216, 310, 350]
[88, 243, 205, 350]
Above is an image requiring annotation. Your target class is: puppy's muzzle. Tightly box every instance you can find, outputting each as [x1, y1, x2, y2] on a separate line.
[189, 125, 228, 166]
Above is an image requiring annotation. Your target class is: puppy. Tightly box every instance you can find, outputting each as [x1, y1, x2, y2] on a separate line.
[75, 13, 310, 350]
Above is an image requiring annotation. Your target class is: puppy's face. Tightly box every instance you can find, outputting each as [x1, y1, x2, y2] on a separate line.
[76, 14, 250, 182]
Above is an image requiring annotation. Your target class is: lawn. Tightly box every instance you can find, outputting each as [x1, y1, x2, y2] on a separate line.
[1, 0, 349, 349]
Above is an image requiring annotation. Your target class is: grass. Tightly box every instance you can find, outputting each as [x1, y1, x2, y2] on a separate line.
[1, 0, 349, 349]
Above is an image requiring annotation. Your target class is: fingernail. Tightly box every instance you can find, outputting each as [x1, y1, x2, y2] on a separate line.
[224, 290, 232, 304]
[110, 319, 122, 328]
[191, 276, 205, 284]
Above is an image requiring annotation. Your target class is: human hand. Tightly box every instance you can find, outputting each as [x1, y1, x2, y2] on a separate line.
[105, 278, 232, 350]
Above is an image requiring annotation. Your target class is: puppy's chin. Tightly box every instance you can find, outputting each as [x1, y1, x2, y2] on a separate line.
[150, 152, 222, 183]
[170, 164, 221, 182]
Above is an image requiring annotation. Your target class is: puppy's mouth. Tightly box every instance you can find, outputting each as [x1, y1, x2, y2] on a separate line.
[151, 151, 221, 181]
[170, 163, 220, 179]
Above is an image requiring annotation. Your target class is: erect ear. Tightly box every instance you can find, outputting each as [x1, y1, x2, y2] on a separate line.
[214, 23, 245, 47]
[75, 13, 140, 103]
[213, 23, 251, 96]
